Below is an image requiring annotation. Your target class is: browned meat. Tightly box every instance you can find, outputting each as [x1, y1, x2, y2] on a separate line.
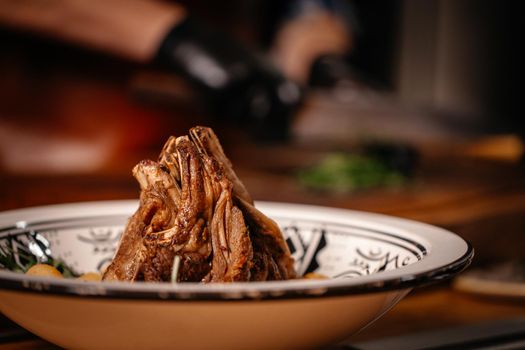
[103, 126, 295, 283]
[189, 127, 252, 204]
[190, 126, 296, 280]
[103, 160, 179, 281]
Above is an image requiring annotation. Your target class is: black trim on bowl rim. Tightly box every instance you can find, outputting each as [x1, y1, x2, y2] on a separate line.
[0, 243, 473, 301]
[0, 201, 474, 301]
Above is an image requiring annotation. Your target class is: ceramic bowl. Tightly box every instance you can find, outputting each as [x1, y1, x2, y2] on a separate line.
[0, 201, 472, 349]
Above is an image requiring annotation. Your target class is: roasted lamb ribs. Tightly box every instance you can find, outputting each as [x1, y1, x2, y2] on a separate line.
[103, 127, 295, 282]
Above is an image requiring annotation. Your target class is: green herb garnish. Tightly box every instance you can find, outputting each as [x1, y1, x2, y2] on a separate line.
[0, 234, 78, 277]
[298, 153, 406, 193]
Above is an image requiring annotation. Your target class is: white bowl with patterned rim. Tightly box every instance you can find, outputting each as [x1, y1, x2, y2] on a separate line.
[0, 201, 472, 350]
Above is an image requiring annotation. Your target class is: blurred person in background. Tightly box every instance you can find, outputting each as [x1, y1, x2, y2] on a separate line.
[0, 0, 365, 139]
[0, 0, 301, 142]
[0, 0, 521, 175]
[0, 0, 365, 174]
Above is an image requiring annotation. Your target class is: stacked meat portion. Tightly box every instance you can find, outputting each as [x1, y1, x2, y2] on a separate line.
[103, 127, 296, 282]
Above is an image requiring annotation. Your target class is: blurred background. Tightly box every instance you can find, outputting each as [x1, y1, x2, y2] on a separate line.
[0, 0, 522, 171]
[1, 0, 525, 347]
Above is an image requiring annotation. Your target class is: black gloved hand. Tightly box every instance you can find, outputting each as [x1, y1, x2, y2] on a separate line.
[155, 17, 302, 140]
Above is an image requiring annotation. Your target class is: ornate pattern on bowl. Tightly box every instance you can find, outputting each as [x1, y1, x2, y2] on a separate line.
[0, 201, 472, 349]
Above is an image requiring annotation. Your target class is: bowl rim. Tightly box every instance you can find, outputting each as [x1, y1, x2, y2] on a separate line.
[0, 200, 473, 301]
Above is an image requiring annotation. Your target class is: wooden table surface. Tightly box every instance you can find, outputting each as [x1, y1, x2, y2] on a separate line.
[1, 133, 525, 349]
